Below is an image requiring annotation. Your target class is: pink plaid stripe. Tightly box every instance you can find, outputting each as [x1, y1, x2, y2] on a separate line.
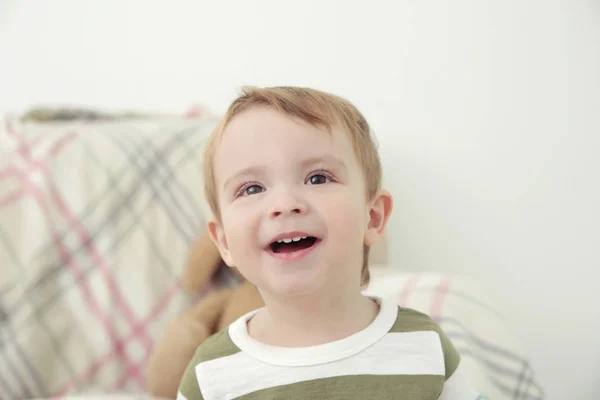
[1, 116, 243, 396]
[53, 280, 217, 396]
[48, 185, 147, 389]
[112, 281, 182, 389]
[429, 276, 452, 321]
[0, 165, 24, 209]
[0, 165, 18, 180]
[397, 274, 421, 306]
[0, 188, 23, 209]
[4, 121, 150, 391]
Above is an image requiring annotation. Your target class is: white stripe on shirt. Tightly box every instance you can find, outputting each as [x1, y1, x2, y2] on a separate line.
[439, 362, 481, 399]
[176, 391, 188, 400]
[196, 331, 445, 400]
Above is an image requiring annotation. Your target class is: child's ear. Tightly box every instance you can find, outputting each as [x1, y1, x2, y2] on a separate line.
[207, 219, 235, 267]
[364, 189, 393, 246]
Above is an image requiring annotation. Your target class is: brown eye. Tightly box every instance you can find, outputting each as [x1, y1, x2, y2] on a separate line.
[244, 185, 264, 196]
[308, 174, 330, 185]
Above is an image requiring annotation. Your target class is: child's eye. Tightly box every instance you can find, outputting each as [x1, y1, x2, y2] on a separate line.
[243, 184, 264, 196]
[307, 174, 331, 185]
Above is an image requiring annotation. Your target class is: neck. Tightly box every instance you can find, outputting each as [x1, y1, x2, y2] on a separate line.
[249, 286, 379, 347]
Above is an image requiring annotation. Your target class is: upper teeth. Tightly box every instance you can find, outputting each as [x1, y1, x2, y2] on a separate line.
[278, 236, 307, 243]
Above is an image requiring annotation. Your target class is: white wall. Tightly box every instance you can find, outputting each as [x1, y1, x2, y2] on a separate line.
[1, 1, 599, 398]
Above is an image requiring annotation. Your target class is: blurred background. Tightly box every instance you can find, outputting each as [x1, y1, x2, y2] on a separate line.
[1, 1, 599, 398]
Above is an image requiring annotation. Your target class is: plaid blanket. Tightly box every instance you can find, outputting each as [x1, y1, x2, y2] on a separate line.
[0, 114, 237, 399]
[0, 114, 544, 400]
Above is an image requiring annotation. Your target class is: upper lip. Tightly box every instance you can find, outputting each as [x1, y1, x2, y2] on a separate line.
[266, 231, 318, 246]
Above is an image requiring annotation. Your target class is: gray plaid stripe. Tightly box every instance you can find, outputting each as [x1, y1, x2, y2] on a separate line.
[457, 347, 541, 400]
[137, 123, 206, 233]
[0, 367, 17, 400]
[35, 122, 200, 261]
[514, 359, 530, 400]
[0, 224, 77, 393]
[0, 224, 23, 293]
[0, 297, 19, 400]
[111, 124, 203, 242]
[0, 303, 6, 324]
[440, 317, 533, 366]
[454, 340, 529, 381]
[80, 134, 184, 280]
[8, 124, 202, 315]
[441, 317, 544, 399]
[515, 362, 541, 400]
[42, 123, 203, 254]
[8, 125, 205, 337]
[422, 286, 544, 398]
[0, 314, 43, 398]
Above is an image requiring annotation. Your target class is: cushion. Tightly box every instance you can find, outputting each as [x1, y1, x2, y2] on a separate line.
[364, 268, 544, 400]
[0, 113, 237, 398]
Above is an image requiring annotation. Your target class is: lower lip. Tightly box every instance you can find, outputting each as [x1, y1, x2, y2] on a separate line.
[266, 239, 322, 262]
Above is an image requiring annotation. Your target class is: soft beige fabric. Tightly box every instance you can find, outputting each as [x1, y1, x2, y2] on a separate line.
[0, 115, 234, 398]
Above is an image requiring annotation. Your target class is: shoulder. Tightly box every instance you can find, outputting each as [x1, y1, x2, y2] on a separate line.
[193, 328, 242, 364]
[389, 306, 461, 380]
[389, 306, 441, 333]
[178, 329, 242, 400]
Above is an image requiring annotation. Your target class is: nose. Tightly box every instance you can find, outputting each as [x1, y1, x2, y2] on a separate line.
[268, 191, 307, 219]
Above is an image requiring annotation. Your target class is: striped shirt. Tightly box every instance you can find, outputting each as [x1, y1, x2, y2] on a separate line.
[177, 297, 481, 399]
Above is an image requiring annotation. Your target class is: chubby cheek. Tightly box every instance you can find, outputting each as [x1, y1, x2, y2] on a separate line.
[322, 195, 366, 257]
[221, 205, 262, 265]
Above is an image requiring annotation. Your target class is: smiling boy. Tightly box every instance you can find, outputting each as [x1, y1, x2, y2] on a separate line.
[177, 86, 480, 399]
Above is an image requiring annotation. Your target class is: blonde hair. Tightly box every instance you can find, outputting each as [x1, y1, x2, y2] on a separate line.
[203, 86, 382, 286]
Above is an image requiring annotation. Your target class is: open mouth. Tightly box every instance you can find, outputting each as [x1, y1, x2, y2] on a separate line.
[269, 236, 318, 254]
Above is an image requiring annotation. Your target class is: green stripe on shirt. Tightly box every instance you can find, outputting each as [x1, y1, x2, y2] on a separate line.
[178, 299, 466, 400]
[389, 307, 461, 379]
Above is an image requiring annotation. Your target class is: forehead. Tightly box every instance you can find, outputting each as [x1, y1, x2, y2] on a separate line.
[213, 107, 358, 181]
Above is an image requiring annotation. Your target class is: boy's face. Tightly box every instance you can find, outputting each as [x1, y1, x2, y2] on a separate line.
[209, 106, 389, 298]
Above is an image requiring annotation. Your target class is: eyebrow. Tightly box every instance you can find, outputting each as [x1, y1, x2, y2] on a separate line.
[301, 155, 347, 172]
[222, 155, 347, 191]
[223, 166, 266, 192]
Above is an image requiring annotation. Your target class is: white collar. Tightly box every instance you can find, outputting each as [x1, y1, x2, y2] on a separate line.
[228, 296, 398, 366]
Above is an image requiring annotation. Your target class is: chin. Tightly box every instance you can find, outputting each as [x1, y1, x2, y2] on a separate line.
[262, 273, 328, 298]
